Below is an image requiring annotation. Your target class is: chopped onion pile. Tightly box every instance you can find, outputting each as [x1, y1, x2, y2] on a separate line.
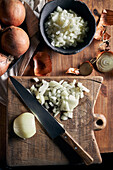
[45, 6, 89, 48]
[30, 78, 90, 121]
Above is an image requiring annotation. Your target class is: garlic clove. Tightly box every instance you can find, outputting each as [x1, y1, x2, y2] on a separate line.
[13, 112, 36, 139]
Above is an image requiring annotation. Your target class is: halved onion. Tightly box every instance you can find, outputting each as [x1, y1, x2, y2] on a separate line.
[96, 51, 113, 72]
[13, 112, 36, 139]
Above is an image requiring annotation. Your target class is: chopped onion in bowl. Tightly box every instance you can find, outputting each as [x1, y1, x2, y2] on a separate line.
[45, 6, 89, 48]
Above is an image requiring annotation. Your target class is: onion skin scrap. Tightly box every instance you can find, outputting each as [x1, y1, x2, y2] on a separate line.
[1, 26, 30, 58]
[100, 9, 113, 26]
[66, 68, 80, 75]
[94, 9, 113, 41]
[0, 53, 14, 76]
[33, 52, 52, 76]
[0, 0, 26, 26]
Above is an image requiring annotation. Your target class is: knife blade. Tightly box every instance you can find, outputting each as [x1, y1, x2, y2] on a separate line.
[9, 76, 94, 165]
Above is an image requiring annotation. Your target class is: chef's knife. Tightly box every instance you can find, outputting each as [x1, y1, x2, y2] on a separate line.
[9, 76, 94, 165]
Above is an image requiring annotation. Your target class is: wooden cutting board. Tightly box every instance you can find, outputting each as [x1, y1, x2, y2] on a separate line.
[6, 76, 106, 166]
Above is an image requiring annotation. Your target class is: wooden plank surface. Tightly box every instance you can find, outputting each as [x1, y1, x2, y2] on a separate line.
[0, 0, 113, 165]
[7, 76, 106, 166]
[23, 0, 113, 154]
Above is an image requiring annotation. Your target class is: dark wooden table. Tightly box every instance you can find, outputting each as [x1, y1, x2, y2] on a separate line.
[0, 0, 113, 168]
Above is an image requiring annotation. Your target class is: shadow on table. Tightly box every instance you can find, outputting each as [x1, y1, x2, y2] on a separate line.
[0, 152, 113, 170]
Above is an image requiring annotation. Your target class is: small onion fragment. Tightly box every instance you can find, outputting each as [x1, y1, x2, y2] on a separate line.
[66, 68, 80, 75]
[13, 112, 36, 139]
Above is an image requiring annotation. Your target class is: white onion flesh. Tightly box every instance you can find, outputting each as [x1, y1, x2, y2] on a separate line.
[13, 112, 36, 139]
[45, 6, 88, 48]
[30, 79, 90, 121]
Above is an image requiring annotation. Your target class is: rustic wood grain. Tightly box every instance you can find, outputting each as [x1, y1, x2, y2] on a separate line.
[60, 130, 94, 165]
[23, 0, 113, 154]
[0, 0, 113, 166]
[6, 76, 106, 166]
[82, 0, 113, 154]
[0, 103, 6, 165]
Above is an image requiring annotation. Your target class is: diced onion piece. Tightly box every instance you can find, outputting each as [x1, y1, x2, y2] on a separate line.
[38, 94, 45, 105]
[60, 100, 70, 111]
[68, 95, 79, 111]
[77, 82, 90, 93]
[33, 77, 39, 82]
[38, 79, 49, 95]
[63, 111, 73, 119]
[61, 115, 68, 121]
[30, 85, 37, 94]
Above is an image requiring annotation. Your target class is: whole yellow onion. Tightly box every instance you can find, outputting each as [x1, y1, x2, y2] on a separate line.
[0, 0, 26, 26]
[1, 26, 30, 58]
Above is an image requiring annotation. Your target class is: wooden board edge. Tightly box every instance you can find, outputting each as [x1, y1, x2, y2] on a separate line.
[6, 75, 104, 165]
[9, 76, 103, 81]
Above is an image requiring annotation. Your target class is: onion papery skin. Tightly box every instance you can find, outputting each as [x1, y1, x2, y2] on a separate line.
[96, 51, 113, 72]
[0, 0, 26, 26]
[0, 53, 13, 76]
[33, 52, 52, 76]
[1, 26, 30, 58]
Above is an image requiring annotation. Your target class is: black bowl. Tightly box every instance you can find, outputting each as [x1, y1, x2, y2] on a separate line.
[39, 0, 96, 55]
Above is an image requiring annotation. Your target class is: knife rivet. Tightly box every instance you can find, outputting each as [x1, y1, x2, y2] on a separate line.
[74, 147, 77, 150]
[64, 136, 67, 139]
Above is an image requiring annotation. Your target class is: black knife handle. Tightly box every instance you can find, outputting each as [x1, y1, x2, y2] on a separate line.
[60, 130, 94, 165]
